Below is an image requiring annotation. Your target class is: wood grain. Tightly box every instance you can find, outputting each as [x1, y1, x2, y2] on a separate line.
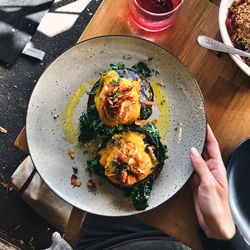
[210, 0, 221, 7]
[14, 127, 29, 154]
[15, 0, 250, 249]
[64, 207, 86, 247]
[76, 0, 249, 248]
[138, 180, 200, 249]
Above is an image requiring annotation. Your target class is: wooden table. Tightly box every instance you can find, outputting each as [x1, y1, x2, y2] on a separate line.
[14, 0, 250, 249]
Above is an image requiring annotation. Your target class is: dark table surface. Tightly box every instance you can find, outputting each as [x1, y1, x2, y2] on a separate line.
[0, 0, 102, 248]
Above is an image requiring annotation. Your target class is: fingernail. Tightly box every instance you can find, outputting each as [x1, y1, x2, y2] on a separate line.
[190, 147, 200, 157]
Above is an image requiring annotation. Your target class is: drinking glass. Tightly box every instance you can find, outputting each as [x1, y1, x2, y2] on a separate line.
[128, 0, 184, 32]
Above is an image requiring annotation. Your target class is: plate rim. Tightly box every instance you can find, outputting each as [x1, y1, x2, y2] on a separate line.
[26, 34, 207, 216]
[227, 137, 250, 244]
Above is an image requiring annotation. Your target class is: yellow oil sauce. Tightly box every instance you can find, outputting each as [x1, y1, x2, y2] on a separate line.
[150, 82, 170, 139]
[61, 84, 87, 145]
[89, 78, 96, 85]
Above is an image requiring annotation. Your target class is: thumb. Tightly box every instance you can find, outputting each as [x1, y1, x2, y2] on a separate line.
[189, 147, 212, 183]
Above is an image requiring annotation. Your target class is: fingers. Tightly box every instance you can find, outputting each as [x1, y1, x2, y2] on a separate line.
[190, 173, 199, 193]
[202, 147, 209, 161]
[189, 147, 212, 184]
[206, 124, 222, 160]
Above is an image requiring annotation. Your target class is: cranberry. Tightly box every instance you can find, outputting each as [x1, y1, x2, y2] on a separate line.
[234, 0, 245, 4]
[226, 18, 234, 36]
[232, 23, 238, 30]
[231, 14, 237, 22]
[226, 18, 232, 29]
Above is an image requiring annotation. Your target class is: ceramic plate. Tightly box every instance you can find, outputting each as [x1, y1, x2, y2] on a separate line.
[219, 0, 250, 76]
[26, 35, 206, 216]
[227, 138, 250, 245]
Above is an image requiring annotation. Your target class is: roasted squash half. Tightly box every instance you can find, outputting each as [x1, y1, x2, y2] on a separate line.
[87, 68, 154, 127]
[87, 124, 167, 210]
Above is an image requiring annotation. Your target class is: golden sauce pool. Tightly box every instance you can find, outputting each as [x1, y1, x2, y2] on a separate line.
[61, 84, 87, 145]
[150, 82, 170, 139]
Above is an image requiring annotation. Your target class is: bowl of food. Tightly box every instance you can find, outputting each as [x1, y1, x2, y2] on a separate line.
[219, 0, 250, 76]
[26, 35, 206, 216]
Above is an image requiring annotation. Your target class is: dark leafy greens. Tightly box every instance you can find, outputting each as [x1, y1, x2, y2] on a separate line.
[82, 112, 168, 210]
[79, 106, 127, 144]
[132, 61, 152, 77]
[131, 175, 154, 210]
[109, 63, 125, 70]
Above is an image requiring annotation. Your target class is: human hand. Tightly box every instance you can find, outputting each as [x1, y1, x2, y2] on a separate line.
[189, 124, 236, 240]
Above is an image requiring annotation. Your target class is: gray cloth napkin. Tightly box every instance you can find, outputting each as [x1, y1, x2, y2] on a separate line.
[11, 156, 72, 232]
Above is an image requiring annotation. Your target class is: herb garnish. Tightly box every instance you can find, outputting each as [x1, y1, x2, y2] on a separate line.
[112, 161, 127, 178]
[72, 166, 78, 175]
[111, 79, 118, 85]
[113, 92, 121, 98]
[109, 63, 125, 70]
[112, 137, 121, 146]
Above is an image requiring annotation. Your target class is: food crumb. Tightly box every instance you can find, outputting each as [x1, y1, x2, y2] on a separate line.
[0, 127, 7, 134]
[89, 78, 96, 85]
[72, 166, 78, 174]
[87, 179, 96, 189]
[155, 82, 163, 87]
[71, 175, 81, 187]
[135, 120, 148, 126]
[152, 119, 158, 124]
[68, 148, 75, 159]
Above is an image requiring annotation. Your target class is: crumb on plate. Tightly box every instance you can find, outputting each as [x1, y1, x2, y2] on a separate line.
[68, 148, 75, 159]
[71, 175, 81, 187]
[87, 179, 96, 189]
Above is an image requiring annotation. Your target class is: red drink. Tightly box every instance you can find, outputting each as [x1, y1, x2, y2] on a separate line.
[128, 0, 183, 32]
[136, 0, 174, 13]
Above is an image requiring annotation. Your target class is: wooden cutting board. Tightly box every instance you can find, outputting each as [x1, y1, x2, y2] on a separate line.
[76, 0, 249, 248]
[78, 0, 250, 161]
[15, 0, 250, 249]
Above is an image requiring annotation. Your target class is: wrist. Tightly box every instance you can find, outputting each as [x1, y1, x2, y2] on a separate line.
[220, 223, 236, 240]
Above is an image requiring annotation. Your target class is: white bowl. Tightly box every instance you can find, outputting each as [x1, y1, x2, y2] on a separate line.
[219, 0, 250, 76]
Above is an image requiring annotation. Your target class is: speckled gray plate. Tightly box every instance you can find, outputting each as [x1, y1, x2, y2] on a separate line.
[26, 35, 206, 216]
